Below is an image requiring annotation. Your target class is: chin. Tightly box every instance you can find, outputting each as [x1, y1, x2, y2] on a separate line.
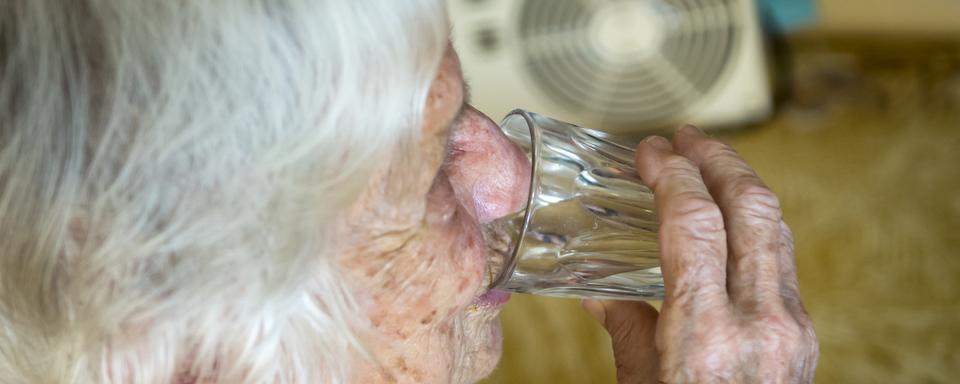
[453, 314, 505, 384]
[473, 319, 505, 380]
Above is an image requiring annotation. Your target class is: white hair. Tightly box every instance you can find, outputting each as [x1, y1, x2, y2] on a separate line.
[0, 0, 447, 382]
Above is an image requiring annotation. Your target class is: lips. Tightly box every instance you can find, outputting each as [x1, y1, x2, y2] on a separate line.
[475, 289, 511, 307]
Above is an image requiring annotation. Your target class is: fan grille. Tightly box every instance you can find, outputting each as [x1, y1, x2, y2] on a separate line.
[519, 0, 741, 126]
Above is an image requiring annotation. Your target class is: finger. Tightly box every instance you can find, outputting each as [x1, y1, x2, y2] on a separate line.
[634, 136, 729, 308]
[777, 221, 815, 331]
[583, 300, 660, 384]
[777, 221, 821, 382]
[776, 221, 801, 311]
[673, 125, 782, 310]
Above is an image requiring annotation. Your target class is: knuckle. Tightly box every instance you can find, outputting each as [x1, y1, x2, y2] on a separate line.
[779, 221, 795, 243]
[659, 154, 700, 176]
[801, 320, 818, 348]
[732, 182, 781, 210]
[668, 263, 726, 307]
[764, 312, 800, 336]
[754, 310, 813, 353]
[698, 139, 739, 161]
[731, 182, 782, 222]
[778, 221, 797, 259]
[779, 281, 802, 305]
[669, 197, 725, 234]
[804, 324, 820, 359]
[743, 309, 819, 380]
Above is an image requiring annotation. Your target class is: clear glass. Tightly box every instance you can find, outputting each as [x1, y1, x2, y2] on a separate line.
[483, 110, 663, 301]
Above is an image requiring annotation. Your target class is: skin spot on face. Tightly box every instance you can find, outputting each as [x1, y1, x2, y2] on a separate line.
[409, 369, 425, 382]
[419, 309, 437, 325]
[393, 358, 427, 382]
[466, 231, 480, 248]
[375, 369, 398, 384]
[392, 329, 409, 340]
[439, 322, 453, 337]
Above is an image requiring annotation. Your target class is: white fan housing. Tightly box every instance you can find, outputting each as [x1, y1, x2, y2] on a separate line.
[449, 0, 772, 133]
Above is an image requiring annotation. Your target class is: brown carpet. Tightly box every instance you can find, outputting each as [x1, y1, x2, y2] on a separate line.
[482, 36, 960, 383]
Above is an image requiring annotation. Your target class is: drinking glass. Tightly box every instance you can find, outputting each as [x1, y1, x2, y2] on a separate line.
[483, 110, 664, 301]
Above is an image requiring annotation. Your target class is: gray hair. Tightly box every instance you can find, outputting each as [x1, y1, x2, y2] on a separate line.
[0, 0, 446, 382]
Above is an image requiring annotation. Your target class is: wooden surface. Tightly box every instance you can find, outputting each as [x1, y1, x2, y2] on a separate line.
[482, 37, 960, 383]
[815, 0, 960, 35]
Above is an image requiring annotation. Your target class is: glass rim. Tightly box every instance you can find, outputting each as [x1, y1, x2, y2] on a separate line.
[489, 109, 540, 290]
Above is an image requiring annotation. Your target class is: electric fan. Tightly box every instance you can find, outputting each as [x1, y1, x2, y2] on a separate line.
[449, 0, 772, 133]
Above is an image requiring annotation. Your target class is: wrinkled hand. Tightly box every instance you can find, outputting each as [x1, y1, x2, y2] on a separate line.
[583, 126, 818, 383]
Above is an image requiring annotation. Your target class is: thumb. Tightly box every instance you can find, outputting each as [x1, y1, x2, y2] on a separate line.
[582, 300, 660, 384]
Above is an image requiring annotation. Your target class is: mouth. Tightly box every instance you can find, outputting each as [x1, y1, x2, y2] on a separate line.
[466, 289, 511, 316]
[475, 289, 510, 307]
[477, 212, 522, 311]
[471, 201, 521, 313]
[472, 238, 512, 311]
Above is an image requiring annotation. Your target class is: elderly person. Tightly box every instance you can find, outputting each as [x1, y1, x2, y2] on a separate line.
[0, 1, 817, 383]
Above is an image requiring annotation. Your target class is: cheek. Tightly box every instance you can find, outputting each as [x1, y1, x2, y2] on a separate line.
[356, 201, 485, 338]
[403, 173, 486, 322]
[422, 202, 486, 308]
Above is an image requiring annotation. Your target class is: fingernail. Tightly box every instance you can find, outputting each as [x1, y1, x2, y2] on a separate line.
[642, 135, 671, 150]
[678, 124, 704, 135]
[581, 299, 606, 325]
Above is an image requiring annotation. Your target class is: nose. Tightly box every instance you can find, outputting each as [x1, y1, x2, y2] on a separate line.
[443, 106, 531, 224]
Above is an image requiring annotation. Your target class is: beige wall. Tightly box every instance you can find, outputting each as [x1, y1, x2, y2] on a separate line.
[815, 0, 960, 35]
